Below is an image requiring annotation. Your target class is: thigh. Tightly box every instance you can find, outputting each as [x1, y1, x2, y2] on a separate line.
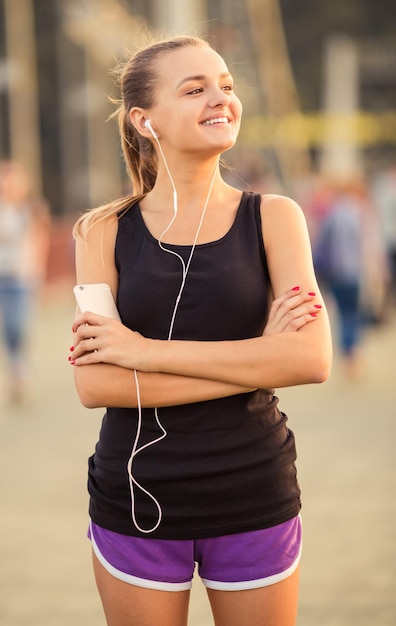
[92, 551, 190, 626]
[206, 563, 300, 626]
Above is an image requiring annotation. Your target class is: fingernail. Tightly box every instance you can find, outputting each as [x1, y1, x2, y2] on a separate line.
[314, 304, 322, 309]
[69, 359, 75, 365]
[310, 312, 318, 317]
[308, 292, 316, 296]
[69, 346, 74, 352]
[292, 286, 300, 291]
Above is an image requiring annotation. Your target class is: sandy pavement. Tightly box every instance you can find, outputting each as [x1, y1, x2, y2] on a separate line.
[0, 289, 395, 625]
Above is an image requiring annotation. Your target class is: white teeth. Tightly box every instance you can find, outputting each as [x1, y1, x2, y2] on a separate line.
[202, 117, 229, 126]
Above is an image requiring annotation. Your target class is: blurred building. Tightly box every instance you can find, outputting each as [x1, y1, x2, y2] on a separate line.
[0, 0, 395, 220]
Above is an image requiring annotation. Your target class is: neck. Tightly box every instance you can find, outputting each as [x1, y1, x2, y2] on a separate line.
[150, 159, 228, 211]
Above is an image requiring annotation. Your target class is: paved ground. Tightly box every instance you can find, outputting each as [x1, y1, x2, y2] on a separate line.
[0, 285, 395, 625]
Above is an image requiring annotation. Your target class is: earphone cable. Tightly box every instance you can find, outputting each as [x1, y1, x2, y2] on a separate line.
[127, 133, 217, 533]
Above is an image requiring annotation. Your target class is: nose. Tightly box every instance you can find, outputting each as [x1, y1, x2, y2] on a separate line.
[208, 85, 230, 108]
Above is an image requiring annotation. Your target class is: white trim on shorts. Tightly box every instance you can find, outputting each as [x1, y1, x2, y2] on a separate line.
[90, 515, 302, 593]
[90, 521, 192, 592]
[201, 543, 302, 591]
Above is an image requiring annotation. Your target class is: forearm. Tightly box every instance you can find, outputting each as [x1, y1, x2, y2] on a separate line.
[74, 363, 254, 409]
[147, 321, 332, 389]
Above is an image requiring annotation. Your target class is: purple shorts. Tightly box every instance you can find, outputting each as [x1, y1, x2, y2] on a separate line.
[88, 515, 302, 592]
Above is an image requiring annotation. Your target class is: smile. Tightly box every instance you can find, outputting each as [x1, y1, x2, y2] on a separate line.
[201, 117, 230, 126]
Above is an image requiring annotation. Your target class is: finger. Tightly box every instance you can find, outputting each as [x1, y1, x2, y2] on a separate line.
[268, 289, 316, 326]
[69, 328, 100, 361]
[283, 311, 320, 332]
[77, 335, 100, 355]
[72, 311, 110, 333]
[267, 301, 322, 334]
[270, 287, 317, 313]
[266, 287, 300, 322]
[69, 349, 101, 366]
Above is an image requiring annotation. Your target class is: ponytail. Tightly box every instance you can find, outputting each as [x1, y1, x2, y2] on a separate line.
[73, 35, 209, 240]
[118, 106, 157, 196]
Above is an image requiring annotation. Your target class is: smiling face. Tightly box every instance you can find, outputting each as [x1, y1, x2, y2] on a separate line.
[147, 44, 243, 157]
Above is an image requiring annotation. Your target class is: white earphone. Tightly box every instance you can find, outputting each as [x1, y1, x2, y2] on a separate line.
[144, 118, 158, 140]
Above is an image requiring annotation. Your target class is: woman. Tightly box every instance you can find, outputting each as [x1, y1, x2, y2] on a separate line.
[0, 160, 50, 403]
[70, 36, 332, 626]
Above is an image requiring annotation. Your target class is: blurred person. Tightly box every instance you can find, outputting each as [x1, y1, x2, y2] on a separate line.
[69, 36, 332, 626]
[313, 177, 378, 377]
[0, 160, 50, 402]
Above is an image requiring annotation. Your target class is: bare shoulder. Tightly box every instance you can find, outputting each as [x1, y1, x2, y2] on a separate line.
[260, 193, 306, 220]
[77, 211, 119, 246]
[259, 193, 308, 235]
[258, 193, 311, 259]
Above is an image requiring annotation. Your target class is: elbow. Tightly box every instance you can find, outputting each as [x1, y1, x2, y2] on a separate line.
[306, 350, 333, 384]
[79, 393, 101, 409]
[299, 327, 333, 384]
[76, 385, 102, 409]
[310, 364, 331, 384]
[73, 368, 104, 409]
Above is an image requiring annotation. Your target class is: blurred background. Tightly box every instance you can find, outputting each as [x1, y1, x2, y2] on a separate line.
[0, 1, 395, 625]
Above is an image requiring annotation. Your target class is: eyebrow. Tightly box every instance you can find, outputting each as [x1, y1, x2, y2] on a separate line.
[176, 72, 232, 89]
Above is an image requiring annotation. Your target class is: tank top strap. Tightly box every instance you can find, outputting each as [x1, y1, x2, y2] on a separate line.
[240, 191, 267, 268]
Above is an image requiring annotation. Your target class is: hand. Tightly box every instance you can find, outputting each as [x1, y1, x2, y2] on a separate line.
[263, 286, 322, 336]
[69, 311, 148, 369]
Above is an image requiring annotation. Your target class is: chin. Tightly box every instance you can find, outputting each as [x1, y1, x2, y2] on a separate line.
[218, 136, 238, 153]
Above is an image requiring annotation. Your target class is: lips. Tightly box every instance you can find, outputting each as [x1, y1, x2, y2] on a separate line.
[201, 116, 230, 126]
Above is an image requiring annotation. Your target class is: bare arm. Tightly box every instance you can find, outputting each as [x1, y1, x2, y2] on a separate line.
[73, 288, 320, 408]
[71, 195, 332, 391]
[145, 195, 332, 387]
[74, 363, 255, 409]
[144, 195, 332, 387]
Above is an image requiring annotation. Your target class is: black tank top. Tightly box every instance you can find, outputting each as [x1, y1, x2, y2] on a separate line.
[87, 191, 301, 538]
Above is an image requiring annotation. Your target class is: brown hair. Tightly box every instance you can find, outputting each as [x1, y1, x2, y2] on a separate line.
[73, 35, 210, 239]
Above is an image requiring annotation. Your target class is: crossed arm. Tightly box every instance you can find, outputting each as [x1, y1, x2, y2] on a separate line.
[70, 195, 332, 409]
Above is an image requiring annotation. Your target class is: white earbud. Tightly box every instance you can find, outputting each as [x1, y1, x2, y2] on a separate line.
[144, 119, 158, 140]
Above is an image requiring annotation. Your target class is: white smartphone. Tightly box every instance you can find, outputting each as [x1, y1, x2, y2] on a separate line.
[73, 283, 121, 321]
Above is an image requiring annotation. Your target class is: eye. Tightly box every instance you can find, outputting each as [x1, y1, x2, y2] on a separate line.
[222, 84, 234, 92]
[187, 87, 204, 95]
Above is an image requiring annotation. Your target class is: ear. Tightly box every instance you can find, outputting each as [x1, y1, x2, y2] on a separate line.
[129, 107, 155, 139]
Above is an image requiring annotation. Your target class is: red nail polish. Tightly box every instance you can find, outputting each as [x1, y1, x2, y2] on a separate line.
[314, 304, 322, 309]
[69, 346, 74, 352]
[310, 312, 318, 317]
[70, 359, 75, 365]
[308, 292, 316, 296]
[292, 286, 300, 291]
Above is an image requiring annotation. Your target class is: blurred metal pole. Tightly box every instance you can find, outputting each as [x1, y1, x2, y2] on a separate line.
[151, 0, 208, 35]
[245, 0, 311, 183]
[3, 0, 42, 193]
[320, 34, 361, 180]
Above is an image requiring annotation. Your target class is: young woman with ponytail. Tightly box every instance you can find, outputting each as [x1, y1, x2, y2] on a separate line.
[70, 35, 332, 626]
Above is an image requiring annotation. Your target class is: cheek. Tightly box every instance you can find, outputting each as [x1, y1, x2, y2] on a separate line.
[158, 108, 190, 136]
[233, 95, 243, 120]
